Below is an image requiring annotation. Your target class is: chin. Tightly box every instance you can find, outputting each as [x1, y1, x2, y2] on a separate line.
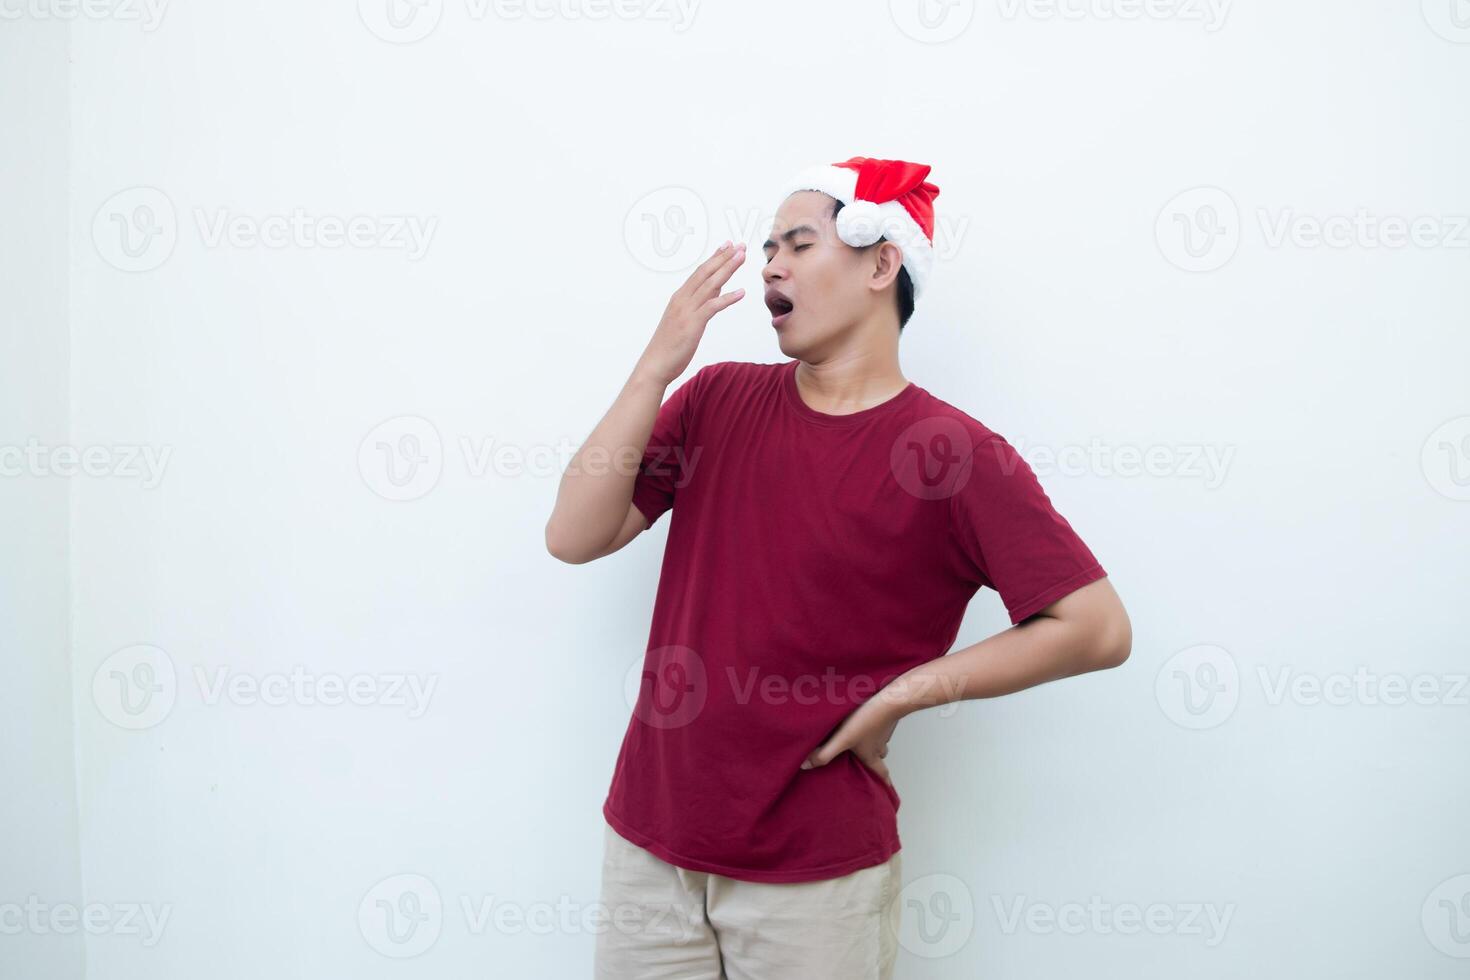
[776, 317, 842, 359]
[774, 327, 813, 359]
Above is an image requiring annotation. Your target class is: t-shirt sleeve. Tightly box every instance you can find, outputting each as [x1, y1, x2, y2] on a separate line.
[629, 366, 706, 529]
[949, 433, 1107, 625]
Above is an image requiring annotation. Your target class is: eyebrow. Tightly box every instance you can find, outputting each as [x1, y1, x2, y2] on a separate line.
[761, 225, 818, 250]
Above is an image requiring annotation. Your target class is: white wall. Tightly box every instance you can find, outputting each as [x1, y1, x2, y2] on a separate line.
[8, 1, 1469, 977]
[1, 16, 86, 980]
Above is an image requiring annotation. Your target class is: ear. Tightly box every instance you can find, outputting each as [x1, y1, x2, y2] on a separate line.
[868, 240, 905, 294]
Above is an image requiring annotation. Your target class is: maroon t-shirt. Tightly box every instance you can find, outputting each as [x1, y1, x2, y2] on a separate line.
[602, 359, 1106, 883]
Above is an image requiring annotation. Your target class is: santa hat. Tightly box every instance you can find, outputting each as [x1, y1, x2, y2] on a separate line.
[778, 156, 941, 300]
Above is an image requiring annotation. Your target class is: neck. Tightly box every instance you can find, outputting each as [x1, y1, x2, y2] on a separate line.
[791, 318, 907, 414]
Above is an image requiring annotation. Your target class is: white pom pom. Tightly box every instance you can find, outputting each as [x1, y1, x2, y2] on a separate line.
[835, 199, 886, 247]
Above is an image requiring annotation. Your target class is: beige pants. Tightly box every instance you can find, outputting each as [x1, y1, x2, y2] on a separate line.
[593, 823, 902, 979]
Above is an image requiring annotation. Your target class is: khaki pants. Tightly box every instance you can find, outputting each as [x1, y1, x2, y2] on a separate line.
[593, 823, 902, 979]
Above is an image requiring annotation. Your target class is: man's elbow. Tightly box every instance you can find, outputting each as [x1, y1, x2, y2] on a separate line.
[545, 522, 594, 565]
[1089, 608, 1132, 670]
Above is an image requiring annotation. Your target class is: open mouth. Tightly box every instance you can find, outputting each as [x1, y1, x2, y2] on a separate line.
[765, 291, 795, 327]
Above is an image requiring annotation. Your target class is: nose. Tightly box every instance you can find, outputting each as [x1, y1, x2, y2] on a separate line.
[762, 257, 787, 285]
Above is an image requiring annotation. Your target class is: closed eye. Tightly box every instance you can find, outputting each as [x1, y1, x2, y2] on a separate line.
[763, 243, 812, 264]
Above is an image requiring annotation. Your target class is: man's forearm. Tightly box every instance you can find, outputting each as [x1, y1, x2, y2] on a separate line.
[875, 585, 1131, 721]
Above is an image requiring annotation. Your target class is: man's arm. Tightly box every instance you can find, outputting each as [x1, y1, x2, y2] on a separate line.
[544, 241, 747, 564]
[880, 575, 1131, 714]
[544, 368, 667, 564]
[800, 577, 1130, 782]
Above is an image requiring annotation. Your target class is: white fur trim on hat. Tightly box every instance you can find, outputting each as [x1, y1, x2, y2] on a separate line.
[779, 164, 935, 300]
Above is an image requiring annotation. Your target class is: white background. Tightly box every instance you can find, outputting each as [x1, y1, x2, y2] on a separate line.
[4, 0, 1469, 977]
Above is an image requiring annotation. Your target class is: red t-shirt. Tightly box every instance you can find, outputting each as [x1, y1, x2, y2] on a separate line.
[602, 359, 1106, 883]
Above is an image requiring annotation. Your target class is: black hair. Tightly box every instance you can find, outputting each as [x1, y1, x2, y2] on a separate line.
[831, 198, 915, 331]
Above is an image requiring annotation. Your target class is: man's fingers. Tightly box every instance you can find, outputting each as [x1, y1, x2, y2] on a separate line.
[680, 241, 735, 294]
[801, 739, 836, 769]
[693, 242, 746, 299]
[701, 287, 745, 318]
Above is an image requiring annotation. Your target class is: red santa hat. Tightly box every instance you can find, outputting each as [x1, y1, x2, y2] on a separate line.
[779, 156, 941, 300]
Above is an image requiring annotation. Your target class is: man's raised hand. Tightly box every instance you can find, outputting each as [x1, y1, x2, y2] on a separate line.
[636, 240, 747, 386]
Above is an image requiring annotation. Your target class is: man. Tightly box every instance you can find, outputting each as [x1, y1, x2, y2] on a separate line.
[546, 156, 1132, 979]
